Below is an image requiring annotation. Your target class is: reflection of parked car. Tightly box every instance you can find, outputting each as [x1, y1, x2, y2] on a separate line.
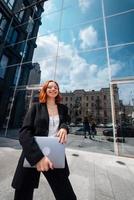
[96, 123, 105, 128]
[97, 123, 113, 128]
[104, 123, 113, 128]
[103, 126, 134, 137]
[77, 123, 83, 127]
[75, 127, 84, 135]
[69, 123, 75, 127]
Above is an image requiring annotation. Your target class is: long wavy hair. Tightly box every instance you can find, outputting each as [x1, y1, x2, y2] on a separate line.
[39, 80, 62, 103]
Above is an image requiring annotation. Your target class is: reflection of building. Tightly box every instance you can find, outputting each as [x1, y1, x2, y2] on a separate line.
[11, 62, 41, 128]
[119, 104, 134, 125]
[0, 0, 46, 128]
[62, 86, 120, 124]
[24, 88, 40, 117]
[28, 63, 41, 85]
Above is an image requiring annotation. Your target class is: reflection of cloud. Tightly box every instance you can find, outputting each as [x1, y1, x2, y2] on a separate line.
[78, 0, 93, 13]
[33, 34, 58, 59]
[110, 59, 124, 77]
[43, 1, 55, 15]
[79, 26, 98, 49]
[33, 34, 122, 91]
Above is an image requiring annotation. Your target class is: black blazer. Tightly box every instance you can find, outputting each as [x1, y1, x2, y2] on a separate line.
[12, 103, 70, 189]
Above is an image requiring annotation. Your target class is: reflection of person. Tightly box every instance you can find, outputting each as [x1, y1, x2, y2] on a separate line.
[91, 121, 97, 139]
[12, 80, 77, 200]
[83, 116, 91, 139]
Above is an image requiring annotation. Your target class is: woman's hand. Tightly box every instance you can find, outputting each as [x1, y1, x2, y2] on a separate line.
[36, 156, 54, 172]
[56, 128, 67, 144]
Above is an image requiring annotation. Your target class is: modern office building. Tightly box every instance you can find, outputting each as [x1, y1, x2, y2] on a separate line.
[0, 0, 134, 158]
[0, 0, 47, 128]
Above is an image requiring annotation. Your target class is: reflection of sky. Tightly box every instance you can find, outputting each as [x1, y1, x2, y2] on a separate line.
[107, 12, 134, 45]
[119, 83, 134, 105]
[33, 0, 134, 93]
[104, 0, 134, 16]
[110, 45, 134, 78]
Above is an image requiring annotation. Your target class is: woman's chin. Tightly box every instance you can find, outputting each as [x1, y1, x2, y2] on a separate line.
[48, 94, 57, 98]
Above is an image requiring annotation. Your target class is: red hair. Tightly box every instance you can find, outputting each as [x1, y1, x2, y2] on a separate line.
[39, 80, 62, 103]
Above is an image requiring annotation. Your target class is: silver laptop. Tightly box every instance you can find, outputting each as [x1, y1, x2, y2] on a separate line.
[23, 136, 65, 168]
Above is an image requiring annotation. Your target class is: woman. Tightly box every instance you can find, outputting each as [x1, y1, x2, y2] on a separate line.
[12, 80, 77, 200]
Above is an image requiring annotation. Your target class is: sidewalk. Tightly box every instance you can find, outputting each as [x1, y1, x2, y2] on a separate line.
[0, 137, 134, 200]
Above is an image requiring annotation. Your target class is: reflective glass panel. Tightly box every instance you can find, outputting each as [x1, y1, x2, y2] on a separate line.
[104, 0, 134, 16]
[59, 19, 105, 53]
[109, 45, 134, 79]
[106, 12, 134, 45]
[112, 83, 134, 157]
[63, 0, 102, 24]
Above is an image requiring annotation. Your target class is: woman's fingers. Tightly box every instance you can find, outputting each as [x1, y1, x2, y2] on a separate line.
[48, 160, 54, 170]
[36, 156, 53, 172]
[36, 163, 48, 172]
[57, 128, 67, 143]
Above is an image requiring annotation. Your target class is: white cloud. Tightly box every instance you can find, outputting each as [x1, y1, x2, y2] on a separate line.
[78, 0, 93, 12]
[33, 34, 58, 60]
[33, 34, 123, 92]
[43, 1, 55, 15]
[42, 1, 58, 22]
[110, 59, 124, 77]
[79, 26, 98, 49]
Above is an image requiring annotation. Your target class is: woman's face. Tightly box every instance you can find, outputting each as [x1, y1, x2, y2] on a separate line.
[46, 81, 59, 98]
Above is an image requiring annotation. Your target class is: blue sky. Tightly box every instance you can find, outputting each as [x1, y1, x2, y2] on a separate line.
[33, 0, 134, 103]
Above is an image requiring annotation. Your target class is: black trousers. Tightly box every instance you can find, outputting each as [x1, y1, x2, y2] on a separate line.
[14, 187, 34, 200]
[14, 170, 77, 200]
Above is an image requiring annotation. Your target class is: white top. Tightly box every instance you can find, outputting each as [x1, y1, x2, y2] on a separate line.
[48, 115, 59, 137]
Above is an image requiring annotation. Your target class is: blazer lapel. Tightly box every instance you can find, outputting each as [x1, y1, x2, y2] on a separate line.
[57, 104, 62, 123]
[42, 103, 49, 127]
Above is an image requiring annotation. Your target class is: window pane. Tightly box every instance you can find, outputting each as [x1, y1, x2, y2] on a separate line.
[56, 50, 109, 91]
[8, 0, 15, 9]
[106, 12, 134, 45]
[112, 82, 134, 157]
[12, 30, 18, 43]
[6, 26, 14, 43]
[33, 33, 60, 61]
[26, 17, 34, 34]
[43, 0, 62, 14]
[16, 9, 24, 22]
[4, 0, 15, 9]
[13, 66, 20, 85]
[59, 19, 105, 53]
[9, 0, 15, 6]
[0, 13, 7, 36]
[0, 54, 9, 78]
[109, 45, 134, 79]
[104, 0, 134, 16]
[62, 0, 102, 29]
[39, 12, 61, 35]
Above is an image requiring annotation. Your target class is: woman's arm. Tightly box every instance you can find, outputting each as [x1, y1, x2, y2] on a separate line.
[57, 104, 70, 143]
[59, 105, 69, 133]
[19, 103, 44, 166]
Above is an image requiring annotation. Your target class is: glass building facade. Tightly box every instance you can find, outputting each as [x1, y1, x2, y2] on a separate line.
[0, 0, 134, 157]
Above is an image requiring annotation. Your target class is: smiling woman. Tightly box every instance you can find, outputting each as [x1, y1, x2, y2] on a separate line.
[11, 80, 77, 200]
[1, 0, 134, 185]
[39, 80, 62, 103]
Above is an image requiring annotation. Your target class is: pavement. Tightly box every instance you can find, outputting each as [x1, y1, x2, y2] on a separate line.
[0, 135, 134, 200]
